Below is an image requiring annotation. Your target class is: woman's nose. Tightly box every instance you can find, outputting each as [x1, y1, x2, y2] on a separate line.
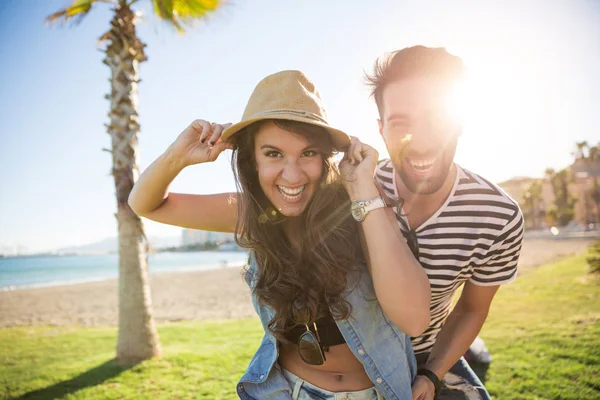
[281, 160, 303, 184]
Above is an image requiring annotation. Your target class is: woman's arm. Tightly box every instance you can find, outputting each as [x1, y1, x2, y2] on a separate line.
[341, 137, 431, 337]
[128, 120, 238, 233]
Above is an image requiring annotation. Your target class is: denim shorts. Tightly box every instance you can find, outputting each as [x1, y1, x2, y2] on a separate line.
[415, 353, 491, 400]
[282, 368, 384, 400]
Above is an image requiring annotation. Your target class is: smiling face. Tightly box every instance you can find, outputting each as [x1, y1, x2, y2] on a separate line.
[379, 77, 461, 195]
[253, 121, 326, 217]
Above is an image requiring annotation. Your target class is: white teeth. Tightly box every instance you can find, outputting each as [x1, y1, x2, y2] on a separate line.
[277, 185, 305, 199]
[408, 158, 436, 171]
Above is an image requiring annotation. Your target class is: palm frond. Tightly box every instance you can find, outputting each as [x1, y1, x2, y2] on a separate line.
[151, 0, 220, 32]
[45, 0, 113, 26]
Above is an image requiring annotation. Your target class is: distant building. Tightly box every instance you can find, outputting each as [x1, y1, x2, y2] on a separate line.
[498, 159, 600, 229]
[181, 229, 235, 246]
[569, 158, 600, 226]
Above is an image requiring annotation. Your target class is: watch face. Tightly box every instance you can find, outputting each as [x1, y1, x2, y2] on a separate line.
[351, 202, 364, 221]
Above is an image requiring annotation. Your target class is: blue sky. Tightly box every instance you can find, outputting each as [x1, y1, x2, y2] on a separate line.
[1, 0, 599, 254]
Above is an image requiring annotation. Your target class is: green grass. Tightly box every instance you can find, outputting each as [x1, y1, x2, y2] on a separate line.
[480, 254, 600, 399]
[0, 320, 263, 399]
[1, 255, 598, 399]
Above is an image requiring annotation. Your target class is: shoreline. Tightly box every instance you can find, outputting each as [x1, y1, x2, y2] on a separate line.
[0, 260, 248, 292]
[0, 265, 255, 328]
[0, 238, 594, 328]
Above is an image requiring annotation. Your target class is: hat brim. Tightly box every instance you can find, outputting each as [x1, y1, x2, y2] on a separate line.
[221, 114, 350, 151]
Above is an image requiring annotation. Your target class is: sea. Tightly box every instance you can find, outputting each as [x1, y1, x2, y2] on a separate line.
[0, 251, 249, 291]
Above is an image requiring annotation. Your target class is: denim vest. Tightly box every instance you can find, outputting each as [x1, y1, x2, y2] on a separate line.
[236, 253, 417, 400]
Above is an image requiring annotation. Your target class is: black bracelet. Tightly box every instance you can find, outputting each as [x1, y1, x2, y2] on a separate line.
[417, 368, 442, 396]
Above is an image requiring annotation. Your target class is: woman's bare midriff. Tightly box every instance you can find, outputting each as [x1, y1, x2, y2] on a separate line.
[278, 341, 374, 392]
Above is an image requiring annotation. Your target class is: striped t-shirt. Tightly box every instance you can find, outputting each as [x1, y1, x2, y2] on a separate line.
[375, 159, 524, 354]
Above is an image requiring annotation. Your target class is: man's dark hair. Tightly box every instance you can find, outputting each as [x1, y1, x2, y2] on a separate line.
[366, 45, 466, 118]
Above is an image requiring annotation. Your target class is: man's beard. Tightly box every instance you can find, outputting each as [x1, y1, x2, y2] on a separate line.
[394, 139, 458, 195]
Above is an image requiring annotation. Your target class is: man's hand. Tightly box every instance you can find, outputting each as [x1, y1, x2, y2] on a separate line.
[412, 375, 436, 400]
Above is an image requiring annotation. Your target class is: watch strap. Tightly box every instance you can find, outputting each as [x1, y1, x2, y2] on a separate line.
[352, 195, 386, 222]
[362, 196, 386, 213]
[417, 368, 442, 396]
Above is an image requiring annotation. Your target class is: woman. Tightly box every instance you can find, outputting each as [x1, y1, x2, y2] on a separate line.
[128, 70, 430, 400]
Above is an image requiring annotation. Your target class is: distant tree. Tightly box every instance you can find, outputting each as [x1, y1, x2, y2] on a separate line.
[545, 168, 577, 227]
[520, 180, 544, 229]
[570, 141, 600, 224]
[588, 144, 600, 222]
[573, 141, 589, 160]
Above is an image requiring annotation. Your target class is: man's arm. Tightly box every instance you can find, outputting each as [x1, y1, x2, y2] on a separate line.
[413, 207, 524, 398]
[423, 282, 499, 379]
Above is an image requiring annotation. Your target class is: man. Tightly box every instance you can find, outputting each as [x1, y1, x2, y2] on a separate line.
[367, 46, 524, 399]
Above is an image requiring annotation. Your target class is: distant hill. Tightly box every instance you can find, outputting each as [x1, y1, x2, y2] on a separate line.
[55, 235, 181, 254]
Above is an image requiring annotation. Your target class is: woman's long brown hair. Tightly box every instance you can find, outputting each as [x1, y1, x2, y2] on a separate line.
[231, 120, 362, 343]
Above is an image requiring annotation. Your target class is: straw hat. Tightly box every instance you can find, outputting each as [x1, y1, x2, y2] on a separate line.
[221, 70, 350, 150]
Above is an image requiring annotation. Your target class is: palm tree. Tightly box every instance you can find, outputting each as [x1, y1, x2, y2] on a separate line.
[46, 0, 221, 365]
[588, 144, 600, 222]
[573, 141, 589, 160]
[521, 180, 543, 229]
[571, 141, 600, 224]
[545, 168, 577, 227]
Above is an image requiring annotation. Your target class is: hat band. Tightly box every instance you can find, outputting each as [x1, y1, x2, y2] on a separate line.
[250, 108, 329, 124]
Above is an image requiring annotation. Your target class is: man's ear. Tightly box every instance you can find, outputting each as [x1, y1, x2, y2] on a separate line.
[378, 119, 383, 137]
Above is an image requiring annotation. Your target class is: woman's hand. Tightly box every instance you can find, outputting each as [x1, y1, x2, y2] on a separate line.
[339, 136, 380, 200]
[166, 119, 234, 168]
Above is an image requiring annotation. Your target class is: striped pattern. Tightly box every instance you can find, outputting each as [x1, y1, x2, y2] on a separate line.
[375, 159, 524, 354]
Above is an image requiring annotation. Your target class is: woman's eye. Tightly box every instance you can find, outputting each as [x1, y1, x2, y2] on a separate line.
[265, 151, 282, 158]
[302, 150, 318, 157]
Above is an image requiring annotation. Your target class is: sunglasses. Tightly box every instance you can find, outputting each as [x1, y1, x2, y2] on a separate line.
[406, 229, 420, 260]
[392, 197, 420, 260]
[297, 320, 326, 365]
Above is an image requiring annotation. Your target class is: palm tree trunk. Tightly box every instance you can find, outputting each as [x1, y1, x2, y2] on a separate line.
[593, 178, 600, 223]
[103, 2, 161, 365]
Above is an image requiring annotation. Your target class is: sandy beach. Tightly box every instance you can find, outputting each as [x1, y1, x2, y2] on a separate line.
[0, 238, 594, 328]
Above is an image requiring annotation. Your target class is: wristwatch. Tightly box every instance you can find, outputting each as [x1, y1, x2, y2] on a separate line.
[351, 196, 386, 222]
